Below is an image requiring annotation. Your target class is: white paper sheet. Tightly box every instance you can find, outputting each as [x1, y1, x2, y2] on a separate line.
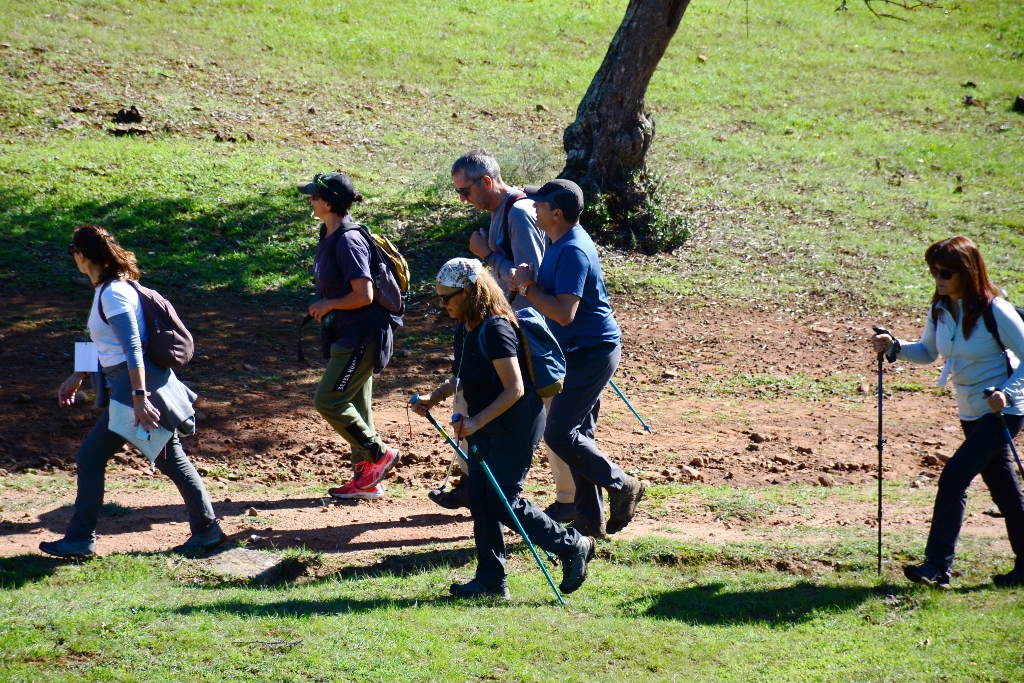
[74, 342, 99, 373]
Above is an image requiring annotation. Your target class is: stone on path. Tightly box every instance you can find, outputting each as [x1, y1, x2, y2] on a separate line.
[206, 547, 285, 583]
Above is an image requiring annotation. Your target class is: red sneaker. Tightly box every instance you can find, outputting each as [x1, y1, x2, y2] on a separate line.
[353, 447, 399, 490]
[328, 479, 385, 500]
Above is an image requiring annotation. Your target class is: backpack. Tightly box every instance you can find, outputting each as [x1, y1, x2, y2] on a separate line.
[932, 299, 1024, 376]
[494, 191, 528, 263]
[340, 222, 409, 315]
[99, 279, 194, 369]
[478, 308, 566, 398]
[297, 222, 408, 364]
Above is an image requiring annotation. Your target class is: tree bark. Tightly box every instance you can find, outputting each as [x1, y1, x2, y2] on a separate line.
[560, 0, 691, 248]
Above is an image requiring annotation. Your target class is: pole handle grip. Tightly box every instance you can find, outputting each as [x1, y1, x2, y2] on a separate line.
[984, 387, 998, 398]
[409, 393, 419, 405]
[872, 325, 891, 336]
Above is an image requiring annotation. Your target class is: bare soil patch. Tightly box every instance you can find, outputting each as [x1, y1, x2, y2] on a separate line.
[1, 288, 1009, 557]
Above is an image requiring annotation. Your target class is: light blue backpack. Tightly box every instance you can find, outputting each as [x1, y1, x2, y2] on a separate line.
[478, 307, 566, 398]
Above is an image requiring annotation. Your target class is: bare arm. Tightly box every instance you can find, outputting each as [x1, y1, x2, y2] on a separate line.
[309, 277, 373, 321]
[508, 264, 580, 326]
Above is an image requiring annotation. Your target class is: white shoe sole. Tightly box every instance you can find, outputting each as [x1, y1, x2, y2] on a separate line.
[330, 486, 385, 500]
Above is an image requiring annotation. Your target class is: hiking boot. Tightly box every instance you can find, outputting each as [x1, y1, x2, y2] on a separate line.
[329, 479, 385, 500]
[428, 478, 470, 509]
[992, 568, 1024, 587]
[353, 447, 399, 490]
[174, 521, 227, 554]
[569, 516, 608, 540]
[39, 537, 96, 559]
[606, 476, 646, 534]
[544, 501, 577, 523]
[559, 535, 595, 594]
[449, 578, 510, 600]
[904, 562, 951, 590]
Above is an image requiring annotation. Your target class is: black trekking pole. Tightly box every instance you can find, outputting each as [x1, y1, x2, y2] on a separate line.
[410, 395, 566, 606]
[873, 325, 890, 575]
[983, 388, 1024, 482]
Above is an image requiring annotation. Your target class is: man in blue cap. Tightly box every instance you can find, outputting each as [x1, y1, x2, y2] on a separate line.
[509, 179, 645, 538]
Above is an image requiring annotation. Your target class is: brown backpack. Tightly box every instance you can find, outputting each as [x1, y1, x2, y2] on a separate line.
[99, 279, 194, 369]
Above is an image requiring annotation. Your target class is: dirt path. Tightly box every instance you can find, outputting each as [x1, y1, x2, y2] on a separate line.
[1, 290, 1013, 558]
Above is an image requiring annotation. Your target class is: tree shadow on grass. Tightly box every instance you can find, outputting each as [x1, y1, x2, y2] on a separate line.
[0, 554, 69, 590]
[638, 581, 902, 626]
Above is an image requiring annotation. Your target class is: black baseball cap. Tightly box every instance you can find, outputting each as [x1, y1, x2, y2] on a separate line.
[523, 179, 584, 218]
[297, 172, 357, 205]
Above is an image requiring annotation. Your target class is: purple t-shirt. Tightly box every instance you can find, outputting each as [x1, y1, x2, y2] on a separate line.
[314, 222, 387, 348]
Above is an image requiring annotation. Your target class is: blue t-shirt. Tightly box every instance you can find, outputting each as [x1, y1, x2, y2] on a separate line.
[536, 225, 620, 349]
[314, 222, 388, 349]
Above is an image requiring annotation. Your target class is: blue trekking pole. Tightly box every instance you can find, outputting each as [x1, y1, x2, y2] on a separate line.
[984, 388, 1024, 481]
[410, 395, 566, 607]
[609, 380, 652, 433]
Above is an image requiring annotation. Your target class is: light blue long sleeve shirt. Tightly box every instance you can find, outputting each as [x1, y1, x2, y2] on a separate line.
[893, 298, 1024, 420]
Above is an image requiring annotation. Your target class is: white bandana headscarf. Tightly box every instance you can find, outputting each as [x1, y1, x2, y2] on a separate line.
[436, 257, 482, 289]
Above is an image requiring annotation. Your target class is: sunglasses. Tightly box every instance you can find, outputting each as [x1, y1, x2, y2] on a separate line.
[931, 267, 957, 281]
[438, 289, 463, 305]
[455, 177, 482, 198]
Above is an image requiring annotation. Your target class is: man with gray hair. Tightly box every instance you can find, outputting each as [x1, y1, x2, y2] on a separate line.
[451, 149, 545, 311]
[433, 150, 577, 521]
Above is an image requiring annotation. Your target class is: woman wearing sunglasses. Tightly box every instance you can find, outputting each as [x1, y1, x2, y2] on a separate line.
[871, 236, 1024, 588]
[40, 225, 221, 558]
[412, 258, 594, 599]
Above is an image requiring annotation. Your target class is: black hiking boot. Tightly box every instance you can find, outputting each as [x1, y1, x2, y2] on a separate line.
[992, 568, 1024, 588]
[428, 478, 470, 510]
[39, 537, 96, 559]
[904, 562, 951, 590]
[449, 579, 510, 600]
[559, 535, 596, 594]
[606, 475, 645, 534]
[569, 516, 608, 541]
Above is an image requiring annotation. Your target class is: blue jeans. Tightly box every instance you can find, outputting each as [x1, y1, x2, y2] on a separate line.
[65, 409, 217, 542]
[925, 412, 1024, 571]
[544, 343, 628, 528]
[467, 395, 582, 587]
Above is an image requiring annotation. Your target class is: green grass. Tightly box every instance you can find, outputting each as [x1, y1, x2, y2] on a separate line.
[1, 540, 1023, 682]
[1, 0, 1022, 304]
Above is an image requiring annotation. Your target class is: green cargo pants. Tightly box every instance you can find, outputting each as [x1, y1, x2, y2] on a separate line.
[313, 342, 386, 469]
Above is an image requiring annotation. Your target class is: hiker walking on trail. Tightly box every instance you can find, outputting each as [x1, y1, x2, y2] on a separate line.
[299, 172, 398, 500]
[871, 236, 1024, 589]
[509, 180, 645, 540]
[40, 225, 222, 558]
[440, 150, 576, 522]
[411, 258, 595, 599]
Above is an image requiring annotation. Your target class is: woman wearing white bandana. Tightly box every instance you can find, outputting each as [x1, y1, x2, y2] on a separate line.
[412, 258, 595, 598]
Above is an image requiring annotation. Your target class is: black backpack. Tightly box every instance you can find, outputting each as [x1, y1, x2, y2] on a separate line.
[99, 279, 194, 369]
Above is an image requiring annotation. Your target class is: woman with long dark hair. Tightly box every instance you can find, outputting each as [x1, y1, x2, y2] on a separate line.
[872, 236, 1024, 588]
[412, 258, 594, 598]
[40, 224, 221, 558]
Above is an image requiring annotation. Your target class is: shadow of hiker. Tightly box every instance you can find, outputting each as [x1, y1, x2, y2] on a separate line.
[639, 581, 901, 626]
[0, 554, 70, 589]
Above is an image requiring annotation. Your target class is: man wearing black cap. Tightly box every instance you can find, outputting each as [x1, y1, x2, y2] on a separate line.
[297, 172, 398, 499]
[509, 179, 645, 538]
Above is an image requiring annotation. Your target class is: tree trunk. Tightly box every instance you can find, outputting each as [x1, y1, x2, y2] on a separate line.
[560, 0, 691, 251]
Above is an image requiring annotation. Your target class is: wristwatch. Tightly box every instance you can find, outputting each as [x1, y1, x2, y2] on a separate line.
[132, 389, 150, 397]
[518, 280, 534, 297]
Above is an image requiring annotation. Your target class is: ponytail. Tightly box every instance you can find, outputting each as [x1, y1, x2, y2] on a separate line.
[72, 224, 141, 285]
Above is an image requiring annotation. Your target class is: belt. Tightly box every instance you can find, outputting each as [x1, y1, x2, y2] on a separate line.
[101, 361, 128, 375]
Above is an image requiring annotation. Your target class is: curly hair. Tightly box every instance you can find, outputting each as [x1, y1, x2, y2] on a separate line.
[458, 268, 517, 329]
[72, 224, 141, 285]
[925, 235, 1001, 340]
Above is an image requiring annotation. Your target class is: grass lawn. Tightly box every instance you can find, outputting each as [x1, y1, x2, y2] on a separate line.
[2, 537, 1023, 682]
[1, 0, 1022, 303]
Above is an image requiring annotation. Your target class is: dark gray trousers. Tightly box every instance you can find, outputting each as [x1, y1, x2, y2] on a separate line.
[926, 412, 1024, 571]
[543, 343, 628, 528]
[65, 408, 217, 542]
[468, 396, 582, 588]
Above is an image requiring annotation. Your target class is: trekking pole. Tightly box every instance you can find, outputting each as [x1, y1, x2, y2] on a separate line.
[608, 380, 652, 433]
[873, 325, 890, 575]
[983, 388, 1024, 482]
[410, 397, 565, 606]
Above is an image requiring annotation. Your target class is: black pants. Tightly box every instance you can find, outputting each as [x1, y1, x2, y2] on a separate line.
[467, 395, 582, 588]
[925, 412, 1024, 571]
